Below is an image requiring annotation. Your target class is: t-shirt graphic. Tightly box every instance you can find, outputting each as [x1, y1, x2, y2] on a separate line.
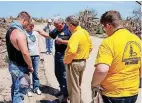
[122, 41, 141, 65]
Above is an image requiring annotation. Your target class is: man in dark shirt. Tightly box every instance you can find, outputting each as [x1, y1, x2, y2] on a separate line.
[36, 17, 71, 102]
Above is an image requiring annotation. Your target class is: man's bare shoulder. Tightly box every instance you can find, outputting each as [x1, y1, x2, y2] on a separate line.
[11, 29, 26, 39]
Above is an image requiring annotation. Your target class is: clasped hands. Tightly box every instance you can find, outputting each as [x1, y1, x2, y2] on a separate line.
[56, 37, 64, 44]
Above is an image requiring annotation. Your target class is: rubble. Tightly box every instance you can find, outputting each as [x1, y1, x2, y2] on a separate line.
[0, 18, 9, 68]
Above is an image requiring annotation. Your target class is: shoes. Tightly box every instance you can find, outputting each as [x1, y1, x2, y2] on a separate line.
[27, 91, 33, 97]
[46, 51, 52, 55]
[62, 97, 70, 103]
[34, 88, 41, 95]
[46, 52, 49, 55]
[49, 52, 52, 55]
[55, 91, 63, 97]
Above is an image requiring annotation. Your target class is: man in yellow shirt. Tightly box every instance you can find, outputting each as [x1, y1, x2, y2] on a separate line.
[64, 15, 92, 103]
[91, 10, 141, 103]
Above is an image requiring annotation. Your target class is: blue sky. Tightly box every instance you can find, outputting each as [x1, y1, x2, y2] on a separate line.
[0, 1, 140, 19]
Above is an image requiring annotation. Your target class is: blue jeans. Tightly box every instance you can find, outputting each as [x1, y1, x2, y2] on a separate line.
[9, 61, 30, 103]
[31, 56, 40, 91]
[46, 38, 53, 53]
[102, 94, 138, 103]
[54, 52, 68, 97]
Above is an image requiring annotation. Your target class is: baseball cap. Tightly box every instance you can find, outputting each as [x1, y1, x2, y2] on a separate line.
[48, 19, 52, 23]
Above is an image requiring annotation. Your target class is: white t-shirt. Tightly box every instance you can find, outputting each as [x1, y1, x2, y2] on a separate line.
[26, 31, 40, 56]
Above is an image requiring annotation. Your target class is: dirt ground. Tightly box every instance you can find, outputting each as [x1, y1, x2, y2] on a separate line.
[0, 24, 141, 103]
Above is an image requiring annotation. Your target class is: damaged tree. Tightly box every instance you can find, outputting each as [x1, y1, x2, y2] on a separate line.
[124, 3, 141, 39]
[78, 9, 103, 36]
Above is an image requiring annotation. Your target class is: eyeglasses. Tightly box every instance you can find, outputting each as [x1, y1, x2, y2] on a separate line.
[102, 24, 108, 30]
[102, 25, 105, 30]
[66, 22, 71, 27]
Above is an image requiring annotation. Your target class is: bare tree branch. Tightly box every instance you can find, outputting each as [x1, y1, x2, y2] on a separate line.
[136, 1, 142, 5]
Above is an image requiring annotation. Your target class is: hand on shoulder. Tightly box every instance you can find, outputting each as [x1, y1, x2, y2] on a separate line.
[33, 27, 43, 34]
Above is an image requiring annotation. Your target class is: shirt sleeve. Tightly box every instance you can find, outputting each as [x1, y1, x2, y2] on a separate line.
[49, 29, 57, 39]
[95, 40, 113, 67]
[43, 25, 49, 32]
[85, 30, 92, 52]
[89, 35, 93, 52]
[64, 34, 79, 64]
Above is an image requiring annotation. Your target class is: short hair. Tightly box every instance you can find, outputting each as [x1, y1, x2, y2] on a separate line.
[100, 10, 123, 28]
[65, 15, 79, 27]
[17, 11, 31, 21]
[53, 16, 64, 24]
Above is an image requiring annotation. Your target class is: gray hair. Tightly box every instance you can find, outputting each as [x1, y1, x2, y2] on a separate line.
[53, 16, 64, 24]
[65, 15, 79, 26]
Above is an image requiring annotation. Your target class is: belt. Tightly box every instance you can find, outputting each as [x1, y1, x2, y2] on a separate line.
[40, 52, 46, 54]
[72, 59, 86, 62]
[31, 55, 39, 57]
[55, 51, 65, 54]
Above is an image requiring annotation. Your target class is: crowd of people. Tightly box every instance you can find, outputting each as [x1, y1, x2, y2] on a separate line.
[5, 10, 141, 103]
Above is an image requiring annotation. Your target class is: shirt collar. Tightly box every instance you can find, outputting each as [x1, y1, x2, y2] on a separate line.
[72, 26, 82, 33]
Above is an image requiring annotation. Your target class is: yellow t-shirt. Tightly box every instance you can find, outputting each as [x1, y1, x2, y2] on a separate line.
[95, 29, 141, 97]
[64, 26, 92, 64]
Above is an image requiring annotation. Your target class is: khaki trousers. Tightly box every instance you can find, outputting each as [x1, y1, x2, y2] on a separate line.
[66, 60, 86, 103]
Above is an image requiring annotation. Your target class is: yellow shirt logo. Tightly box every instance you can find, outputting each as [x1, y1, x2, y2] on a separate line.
[122, 41, 141, 65]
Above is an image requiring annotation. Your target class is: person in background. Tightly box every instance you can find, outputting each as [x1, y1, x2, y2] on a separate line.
[44, 19, 55, 55]
[35, 16, 71, 103]
[64, 15, 92, 103]
[5, 11, 33, 103]
[91, 10, 141, 103]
